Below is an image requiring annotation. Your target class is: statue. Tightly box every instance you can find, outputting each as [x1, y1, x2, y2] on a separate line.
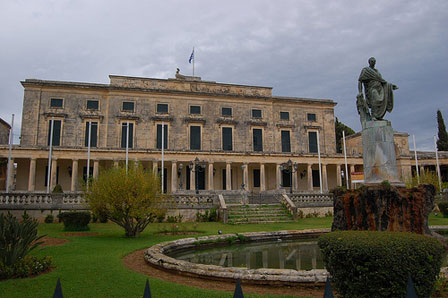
[357, 57, 398, 127]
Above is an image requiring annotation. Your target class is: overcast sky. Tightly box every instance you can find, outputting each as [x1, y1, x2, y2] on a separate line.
[1, 0, 447, 150]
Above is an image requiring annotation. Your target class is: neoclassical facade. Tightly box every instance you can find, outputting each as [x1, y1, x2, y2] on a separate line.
[1, 73, 426, 194]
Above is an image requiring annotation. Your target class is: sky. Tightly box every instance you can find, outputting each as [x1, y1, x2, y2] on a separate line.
[0, 0, 447, 150]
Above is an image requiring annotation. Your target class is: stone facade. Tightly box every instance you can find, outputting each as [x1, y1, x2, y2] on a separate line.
[1, 73, 366, 194]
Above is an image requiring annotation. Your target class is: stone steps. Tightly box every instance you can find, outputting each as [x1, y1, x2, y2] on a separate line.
[227, 203, 293, 224]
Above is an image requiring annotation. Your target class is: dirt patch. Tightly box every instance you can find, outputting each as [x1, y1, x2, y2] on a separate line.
[38, 236, 69, 247]
[61, 232, 101, 237]
[123, 249, 324, 297]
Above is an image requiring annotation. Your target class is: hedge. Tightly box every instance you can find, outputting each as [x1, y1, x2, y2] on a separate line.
[318, 231, 443, 298]
[58, 211, 91, 231]
[438, 201, 448, 217]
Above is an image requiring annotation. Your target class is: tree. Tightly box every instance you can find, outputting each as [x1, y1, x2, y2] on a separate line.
[437, 110, 448, 151]
[85, 164, 167, 237]
[335, 117, 355, 153]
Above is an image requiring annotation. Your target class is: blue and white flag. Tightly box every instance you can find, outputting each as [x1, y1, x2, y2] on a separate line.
[189, 48, 194, 63]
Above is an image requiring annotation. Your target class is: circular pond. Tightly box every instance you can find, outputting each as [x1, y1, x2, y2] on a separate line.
[144, 229, 330, 284]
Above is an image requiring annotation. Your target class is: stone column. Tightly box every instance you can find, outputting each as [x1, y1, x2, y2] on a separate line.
[171, 162, 177, 193]
[226, 162, 232, 190]
[260, 163, 266, 191]
[336, 164, 342, 187]
[93, 160, 99, 179]
[350, 164, 355, 189]
[113, 160, 119, 167]
[276, 163, 281, 189]
[208, 163, 214, 190]
[152, 160, 158, 174]
[71, 159, 78, 192]
[292, 170, 298, 191]
[28, 158, 36, 191]
[243, 163, 249, 191]
[7, 158, 14, 191]
[322, 164, 328, 192]
[307, 164, 313, 191]
[50, 158, 57, 190]
[190, 166, 196, 191]
[419, 165, 425, 176]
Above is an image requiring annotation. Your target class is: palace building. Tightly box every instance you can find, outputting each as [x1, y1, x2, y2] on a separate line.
[2, 72, 444, 195]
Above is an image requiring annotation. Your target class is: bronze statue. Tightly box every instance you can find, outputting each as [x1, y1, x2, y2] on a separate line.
[357, 57, 398, 123]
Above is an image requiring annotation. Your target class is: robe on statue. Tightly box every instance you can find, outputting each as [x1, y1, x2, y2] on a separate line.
[358, 67, 394, 120]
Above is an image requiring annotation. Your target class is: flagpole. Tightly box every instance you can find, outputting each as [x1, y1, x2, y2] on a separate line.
[434, 135, 442, 192]
[6, 114, 14, 193]
[46, 117, 54, 193]
[413, 135, 420, 184]
[86, 120, 92, 189]
[317, 130, 323, 194]
[161, 121, 164, 193]
[126, 120, 129, 174]
[342, 130, 349, 189]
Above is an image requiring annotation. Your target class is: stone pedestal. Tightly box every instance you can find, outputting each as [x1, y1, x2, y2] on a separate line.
[362, 120, 402, 185]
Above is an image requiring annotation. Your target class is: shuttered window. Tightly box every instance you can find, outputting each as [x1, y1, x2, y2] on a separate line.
[156, 124, 168, 149]
[222, 127, 232, 151]
[190, 126, 201, 150]
[309, 131, 318, 153]
[85, 122, 98, 147]
[47, 120, 62, 146]
[121, 122, 134, 148]
[281, 130, 291, 153]
[253, 129, 263, 152]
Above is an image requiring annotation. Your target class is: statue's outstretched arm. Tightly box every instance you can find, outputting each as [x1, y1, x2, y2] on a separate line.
[358, 81, 363, 96]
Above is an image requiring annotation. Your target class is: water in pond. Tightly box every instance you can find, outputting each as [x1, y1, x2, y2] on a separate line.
[169, 239, 324, 271]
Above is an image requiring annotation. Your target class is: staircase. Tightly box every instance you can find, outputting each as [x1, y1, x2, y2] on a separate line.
[227, 203, 293, 224]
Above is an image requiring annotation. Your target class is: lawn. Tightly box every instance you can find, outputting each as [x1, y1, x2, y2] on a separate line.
[0, 215, 446, 298]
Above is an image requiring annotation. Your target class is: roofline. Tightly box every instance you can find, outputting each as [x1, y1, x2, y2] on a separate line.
[0, 118, 11, 129]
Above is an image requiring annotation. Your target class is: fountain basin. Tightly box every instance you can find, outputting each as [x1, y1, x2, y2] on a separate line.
[144, 229, 330, 285]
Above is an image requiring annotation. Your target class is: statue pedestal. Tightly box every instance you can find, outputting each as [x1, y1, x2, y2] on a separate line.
[362, 120, 403, 185]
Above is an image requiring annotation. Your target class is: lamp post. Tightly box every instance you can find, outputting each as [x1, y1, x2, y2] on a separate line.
[190, 157, 206, 195]
[178, 163, 183, 190]
[280, 159, 299, 194]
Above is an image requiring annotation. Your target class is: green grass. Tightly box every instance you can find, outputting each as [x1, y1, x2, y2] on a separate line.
[2, 215, 445, 298]
[0, 219, 332, 298]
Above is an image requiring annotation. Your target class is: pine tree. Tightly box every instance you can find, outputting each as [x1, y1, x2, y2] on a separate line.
[335, 117, 355, 153]
[437, 110, 448, 151]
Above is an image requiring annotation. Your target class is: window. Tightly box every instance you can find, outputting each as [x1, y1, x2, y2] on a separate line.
[121, 122, 134, 148]
[85, 122, 98, 147]
[47, 119, 62, 146]
[282, 170, 291, 187]
[280, 112, 289, 120]
[281, 130, 291, 153]
[190, 126, 201, 150]
[50, 98, 63, 108]
[309, 131, 318, 153]
[253, 169, 260, 188]
[307, 113, 317, 121]
[122, 101, 134, 112]
[157, 103, 168, 113]
[312, 169, 320, 187]
[252, 109, 262, 118]
[156, 124, 168, 149]
[86, 100, 99, 110]
[222, 127, 233, 151]
[253, 128, 263, 152]
[190, 105, 201, 115]
[222, 107, 232, 116]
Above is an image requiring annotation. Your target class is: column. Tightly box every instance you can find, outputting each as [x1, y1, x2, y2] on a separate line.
[28, 158, 36, 191]
[71, 159, 78, 192]
[336, 164, 342, 187]
[322, 164, 328, 192]
[243, 163, 248, 191]
[226, 162, 231, 190]
[7, 158, 14, 191]
[113, 160, 119, 167]
[208, 163, 214, 190]
[276, 163, 281, 189]
[93, 160, 99, 179]
[171, 162, 177, 193]
[152, 160, 158, 174]
[350, 164, 355, 189]
[307, 164, 313, 191]
[292, 170, 298, 191]
[50, 158, 57, 190]
[260, 163, 266, 191]
[190, 166, 196, 191]
[419, 165, 425, 175]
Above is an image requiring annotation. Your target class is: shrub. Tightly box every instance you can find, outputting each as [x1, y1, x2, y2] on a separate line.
[85, 163, 167, 237]
[59, 211, 91, 231]
[21, 211, 30, 222]
[438, 202, 448, 218]
[44, 214, 54, 223]
[406, 170, 443, 192]
[0, 213, 44, 267]
[0, 255, 52, 280]
[52, 184, 63, 193]
[318, 231, 443, 298]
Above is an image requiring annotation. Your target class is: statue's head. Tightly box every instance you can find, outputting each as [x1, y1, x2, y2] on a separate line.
[368, 57, 376, 67]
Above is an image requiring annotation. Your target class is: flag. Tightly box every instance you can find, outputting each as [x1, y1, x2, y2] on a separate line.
[189, 48, 194, 63]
